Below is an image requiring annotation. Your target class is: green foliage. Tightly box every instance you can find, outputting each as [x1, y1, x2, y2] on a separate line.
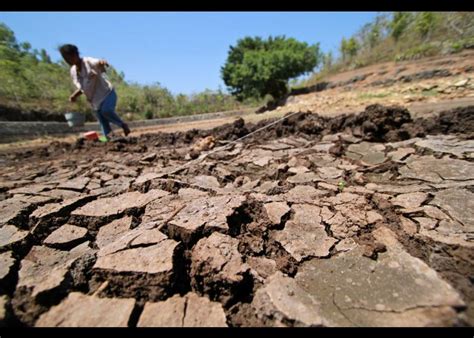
[39, 49, 51, 63]
[340, 37, 359, 61]
[390, 12, 413, 41]
[358, 92, 390, 99]
[368, 23, 381, 49]
[347, 38, 359, 58]
[451, 36, 474, 52]
[0, 23, 18, 49]
[395, 43, 440, 61]
[340, 38, 348, 61]
[19, 42, 31, 53]
[415, 12, 439, 39]
[221, 36, 321, 101]
[144, 109, 154, 120]
[323, 51, 333, 70]
[421, 89, 438, 97]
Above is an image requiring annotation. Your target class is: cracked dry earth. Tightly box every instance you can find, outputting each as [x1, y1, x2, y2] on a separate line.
[0, 104, 473, 327]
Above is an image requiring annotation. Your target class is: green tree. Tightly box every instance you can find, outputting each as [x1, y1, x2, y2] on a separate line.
[340, 38, 348, 61]
[0, 24, 21, 62]
[415, 12, 438, 40]
[20, 42, 31, 53]
[390, 12, 413, 41]
[341, 37, 359, 60]
[346, 37, 359, 58]
[323, 51, 333, 70]
[40, 49, 51, 63]
[356, 22, 375, 51]
[0, 23, 18, 49]
[221, 35, 321, 101]
[368, 23, 381, 49]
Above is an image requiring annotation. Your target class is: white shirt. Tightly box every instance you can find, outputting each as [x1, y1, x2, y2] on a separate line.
[70, 57, 113, 110]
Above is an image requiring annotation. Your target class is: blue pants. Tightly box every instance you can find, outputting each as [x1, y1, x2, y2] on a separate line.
[95, 89, 125, 136]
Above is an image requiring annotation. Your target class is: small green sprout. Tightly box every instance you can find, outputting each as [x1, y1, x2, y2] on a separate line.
[337, 180, 346, 192]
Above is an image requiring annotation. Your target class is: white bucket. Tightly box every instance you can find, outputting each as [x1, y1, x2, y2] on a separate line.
[64, 112, 85, 127]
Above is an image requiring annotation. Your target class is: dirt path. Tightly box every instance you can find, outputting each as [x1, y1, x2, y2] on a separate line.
[0, 117, 236, 154]
[2, 97, 473, 156]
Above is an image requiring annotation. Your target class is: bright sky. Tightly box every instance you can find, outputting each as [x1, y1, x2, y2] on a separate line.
[0, 12, 381, 95]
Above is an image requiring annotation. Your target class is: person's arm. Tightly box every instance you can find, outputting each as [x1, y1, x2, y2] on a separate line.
[69, 89, 83, 102]
[70, 69, 84, 102]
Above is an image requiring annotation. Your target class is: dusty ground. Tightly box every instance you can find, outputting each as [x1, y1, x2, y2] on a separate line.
[0, 102, 473, 327]
[0, 117, 236, 155]
[3, 97, 474, 158]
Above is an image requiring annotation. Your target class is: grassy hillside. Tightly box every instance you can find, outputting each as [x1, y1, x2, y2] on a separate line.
[299, 12, 474, 87]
